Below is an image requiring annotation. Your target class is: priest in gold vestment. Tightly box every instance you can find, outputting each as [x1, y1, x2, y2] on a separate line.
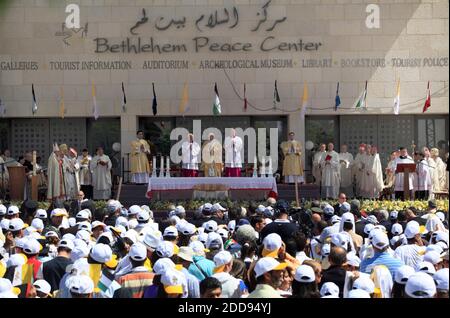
[202, 133, 223, 177]
[280, 132, 304, 184]
[130, 130, 151, 184]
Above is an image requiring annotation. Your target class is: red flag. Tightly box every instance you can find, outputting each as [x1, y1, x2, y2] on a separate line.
[244, 83, 248, 112]
[422, 81, 431, 113]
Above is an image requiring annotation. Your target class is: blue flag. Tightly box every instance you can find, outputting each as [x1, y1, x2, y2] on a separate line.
[335, 82, 341, 111]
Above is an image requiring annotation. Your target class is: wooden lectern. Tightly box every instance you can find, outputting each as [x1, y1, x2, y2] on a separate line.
[8, 166, 26, 201]
[396, 163, 416, 200]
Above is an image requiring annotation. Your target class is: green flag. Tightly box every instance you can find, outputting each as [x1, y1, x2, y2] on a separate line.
[355, 81, 368, 109]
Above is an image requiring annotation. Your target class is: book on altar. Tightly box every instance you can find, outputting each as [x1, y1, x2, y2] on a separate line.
[325, 155, 332, 161]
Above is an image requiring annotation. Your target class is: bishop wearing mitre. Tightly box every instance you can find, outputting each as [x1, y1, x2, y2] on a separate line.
[130, 130, 151, 184]
[202, 133, 223, 177]
[280, 132, 304, 184]
[47, 143, 65, 202]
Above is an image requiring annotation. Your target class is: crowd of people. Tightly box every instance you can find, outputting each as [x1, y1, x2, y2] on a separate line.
[0, 195, 448, 299]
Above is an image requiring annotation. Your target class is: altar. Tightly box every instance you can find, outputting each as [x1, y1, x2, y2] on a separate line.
[146, 177, 278, 200]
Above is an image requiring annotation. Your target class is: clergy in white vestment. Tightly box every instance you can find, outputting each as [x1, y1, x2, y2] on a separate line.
[59, 144, 79, 200]
[46, 143, 65, 202]
[430, 148, 447, 192]
[280, 132, 304, 184]
[383, 151, 398, 199]
[338, 144, 354, 198]
[413, 152, 432, 200]
[312, 143, 326, 185]
[224, 129, 243, 177]
[352, 144, 367, 198]
[90, 147, 112, 200]
[202, 133, 223, 177]
[0, 156, 9, 191]
[320, 143, 340, 199]
[391, 147, 415, 201]
[77, 148, 93, 199]
[181, 133, 201, 177]
[423, 147, 438, 199]
[361, 146, 384, 199]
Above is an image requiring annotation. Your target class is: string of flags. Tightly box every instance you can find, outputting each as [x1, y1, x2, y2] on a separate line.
[0, 80, 439, 119]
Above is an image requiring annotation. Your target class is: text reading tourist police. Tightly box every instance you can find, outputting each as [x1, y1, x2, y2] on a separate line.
[94, 37, 322, 54]
[178, 302, 271, 316]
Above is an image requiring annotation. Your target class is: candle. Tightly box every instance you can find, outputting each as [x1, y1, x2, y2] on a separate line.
[166, 156, 170, 178]
[253, 156, 258, 178]
[152, 156, 157, 177]
[268, 156, 273, 176]
[159, 156, 164, 177]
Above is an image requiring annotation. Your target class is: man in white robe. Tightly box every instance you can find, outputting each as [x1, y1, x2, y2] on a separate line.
[391, 147, 415, 201]
[77, 149, 93, 199]
[352, 144, 367, 198]
[181, 133, 201, 177]
[90, 147, 112, 200]
[338, 144, 354, 198]
[46, 143, 65, 202]
[202, 133, 223, 177]
[414, 152, 432, 200]
[362, 146, 384, 199]
[312, 143, 326, 185]
[224, 129, 243, 177]
[423, 147, 438, 199]
[430, 148, 447, 192]
[320, 143, 340, 199]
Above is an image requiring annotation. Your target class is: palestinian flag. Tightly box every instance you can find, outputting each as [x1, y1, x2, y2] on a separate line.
[213, 83, 222, 115]
[273, 80, 280, 109]
[32, 84, 38, 114]
[97, 268, 121, 298]
[422, 81, 431, 113]
[355, 81, 368, 109]
[121, 82, 127, 112]
[152, 83, 157, 116]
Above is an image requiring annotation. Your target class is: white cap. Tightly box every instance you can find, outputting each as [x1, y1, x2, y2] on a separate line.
[6, 253, 26, 267]
[77, 221, 92, 233]
[353, 276, 375, 294]
[202, 203, 213, 214]
[76, 209, 90, 220]
[363, 223, 375, 235]
[330, 233, 349, 250]
[23, 238, 41, 255]
[106, 200, 122, 212]
[23, 226, 37, 237]
[346, 253, 361, 267]
[254, 257, 287, 278]
[50, 208, 68, 218]
[177, 246, 194, 263]
[45, 230, 59, 238]
[115, 216, 128, 228]
[163, 226, 178, 237]
[331, 215, 341, 225]
[62, 233, 76, 241]
[91, 221, 106, 230]
[179, 223, 196, 236]
[212, 203, 226, 212]
[391, 223, 403, 236]
[426, 244, 444, 255]
[404, 221, 421, 239]
[128, 205, 142, 215]
[434, 231, 449, 245]
[90, 243, 112, 263]
[371, 231, 389, 249]
[68, 275, 94, 295]
[213, 251, 233, 273]
[416, 261, 436, 276]
[205, 232, 223, 250]
[71, 244, 90, 262]
[294, 265, 315, 283]
[8, 218, 25, 231]
[217, 228, 229, 240]
[7, 205, 19, 216]
[97, 232, 114, 245]
[76, 230, 91, 244]
[202, 220, 218, 233]
[321, 243, 331, 256]
[434, 268, 449, 291]
[347, 289, 371, 298]
[160, 269, 185, 294]
[174, 205, 186, 216]
[0, 278, 19, 298]
[262, 233, 282, 258]
[137, 210, 150, 222]
[198, 232, 208, 245]
[424, 251, 443, 265]
[33, 279, 51, 296]
[366, 215, 378, 225]
[405, 272, 436, 298]
[156, 241, 175, 258]
[35, 209, 47, 219]
[153, 258, 176, 275]
[189, 241, 206, 256]
[436, 212, 445, 222]
[142, 231, 162, 251]
[394, 265, 416, 284]
[129, 242, 147, 261]
[0, 204, 6, 216]
[390, 211, 398, 219]
[1, 219, 9, 231]
[15, 237, 28, 249]
[320, 282, 339, 297]
[58, 238, 74, 251]
[227, 220, 236, 232]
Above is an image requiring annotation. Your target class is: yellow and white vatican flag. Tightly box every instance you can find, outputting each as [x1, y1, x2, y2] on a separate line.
[393, 79, 400, 115]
